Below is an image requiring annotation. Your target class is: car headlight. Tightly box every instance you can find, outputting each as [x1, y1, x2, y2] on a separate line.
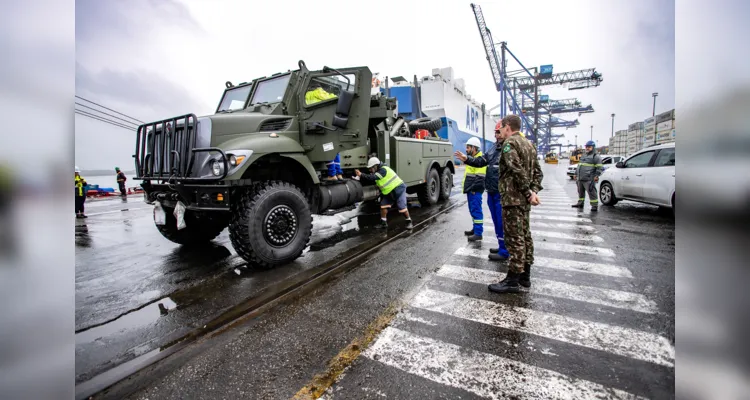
[228, 155, 237, 166]
[212, 160, 222, 176]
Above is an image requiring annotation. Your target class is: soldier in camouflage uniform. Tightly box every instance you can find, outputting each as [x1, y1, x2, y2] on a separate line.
[489, 115, 543, 294]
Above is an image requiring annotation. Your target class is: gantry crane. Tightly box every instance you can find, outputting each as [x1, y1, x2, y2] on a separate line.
[470, 3, 603, 152]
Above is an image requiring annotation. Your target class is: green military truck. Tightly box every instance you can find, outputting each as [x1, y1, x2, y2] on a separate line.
[134, 60, 455, 268]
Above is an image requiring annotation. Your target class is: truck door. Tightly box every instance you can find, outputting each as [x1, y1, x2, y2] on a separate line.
[298, 69, 369, 163]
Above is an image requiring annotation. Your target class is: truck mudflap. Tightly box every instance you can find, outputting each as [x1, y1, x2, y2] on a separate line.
[134, 114, 229, 183]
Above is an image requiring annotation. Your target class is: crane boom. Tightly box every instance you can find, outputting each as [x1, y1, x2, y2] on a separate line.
[511, 69, 602, 90]
[470, 3, 503, 91]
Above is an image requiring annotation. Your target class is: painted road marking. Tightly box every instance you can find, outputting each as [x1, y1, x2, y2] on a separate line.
[484, 221, 597, 233]
[482, 228, 604, 243]
[410, 288, 675, 367]
[532, 215, 593, 223]
[435, 264, 656, 314]
[86, 207, 152, 216]
[535, 241, 616, 258]
[363, 327, 646, 400]
[452, 248, 631, 278]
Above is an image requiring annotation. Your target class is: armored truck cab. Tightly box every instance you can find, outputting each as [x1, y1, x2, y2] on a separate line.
[134, 61, 454, 268]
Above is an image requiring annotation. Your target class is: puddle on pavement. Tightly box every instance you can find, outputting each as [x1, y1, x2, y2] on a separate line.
[76, 297, 178, 345]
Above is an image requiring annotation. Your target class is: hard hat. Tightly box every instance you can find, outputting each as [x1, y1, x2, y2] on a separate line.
[494, 121, 503, 131]
[115, 167, 120, 171]
[585, 140, 596, 147]
[75, 166, 80, 173]
[466, 137, 481, 148]
[367, 157, 381, 169]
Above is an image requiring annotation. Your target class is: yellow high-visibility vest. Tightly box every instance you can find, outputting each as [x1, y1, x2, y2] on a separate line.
[374, 166, 404, 195]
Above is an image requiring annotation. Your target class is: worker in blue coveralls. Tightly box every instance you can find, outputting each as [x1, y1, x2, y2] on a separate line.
[455, 121, 510, 260]
[326, 153, 344, 181]
[455, 137, 486, 241]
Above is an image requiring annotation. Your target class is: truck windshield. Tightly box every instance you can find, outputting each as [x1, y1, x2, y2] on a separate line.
[250, 74, 291, 105]
[217, 85, 253, 112]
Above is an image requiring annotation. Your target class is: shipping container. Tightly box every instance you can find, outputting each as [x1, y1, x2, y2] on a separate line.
[656, 129, 673, 142]
[657, 120, 674, 131]
[656, 109, 675, 123]
[628, 122, 644, 132]
[645, 125, 656, 134]
[643, 133, 656, 146]
[644, 116, 656, 127]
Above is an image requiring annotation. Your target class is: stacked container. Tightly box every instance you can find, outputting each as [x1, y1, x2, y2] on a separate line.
[656, 109, 675, 144]
[613, 130, 628, 155]
[642, 116, 657, 148]
[626, 122, 644, 155]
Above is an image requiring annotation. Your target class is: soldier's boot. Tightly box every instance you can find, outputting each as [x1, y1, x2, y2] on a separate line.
[464, 229, 474, 236]
[488, 271, 521, 294]
[519, 263, 532, 288]
[488, 253, 508, 261]
[467, 234, 483, 242]
[571, 201, 584, 208]
[591, 204, 598, 212]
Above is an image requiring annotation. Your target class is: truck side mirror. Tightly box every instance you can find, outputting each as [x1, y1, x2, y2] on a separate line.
[332, 90, 355, 129]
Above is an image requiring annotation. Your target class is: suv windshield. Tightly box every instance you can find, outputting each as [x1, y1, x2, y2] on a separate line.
[251, 74, 291, 105]
[217, 84, 253, 112]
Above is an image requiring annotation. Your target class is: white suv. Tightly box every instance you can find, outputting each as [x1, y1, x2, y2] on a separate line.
[598, 143, 675, 213]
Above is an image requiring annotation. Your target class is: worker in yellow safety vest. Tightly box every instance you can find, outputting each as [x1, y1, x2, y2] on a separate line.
[75, 166, 88, 218]
[355, 157, 413, 230]
[460, 137, 486, 241]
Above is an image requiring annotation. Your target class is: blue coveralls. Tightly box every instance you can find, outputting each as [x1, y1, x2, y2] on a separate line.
[464, 142, 509, 257]
[463, 151, 486, 237]
[327, 153, 343, 177]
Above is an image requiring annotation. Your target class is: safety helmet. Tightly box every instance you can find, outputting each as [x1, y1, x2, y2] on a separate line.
[75, 166, 80, 173]
[367, 157, 381, 169]
[585, 140, 596, 147]
[494, 120, 503, 132]
[466, 137, 481, 149]
[115, 167, 120, 171]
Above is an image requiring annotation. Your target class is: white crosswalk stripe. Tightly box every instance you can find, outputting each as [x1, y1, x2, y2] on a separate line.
[435, 264, 656, 313]
[363, 327, 648, 400]
[334, 176, 673, 398]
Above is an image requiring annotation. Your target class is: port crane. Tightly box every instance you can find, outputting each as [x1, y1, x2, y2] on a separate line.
[470, 3, 603, 151]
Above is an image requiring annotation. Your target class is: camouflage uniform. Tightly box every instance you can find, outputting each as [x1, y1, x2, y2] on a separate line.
[498, 132, 543, 274]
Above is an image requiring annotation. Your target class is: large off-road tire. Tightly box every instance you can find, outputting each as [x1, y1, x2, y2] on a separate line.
[228, 181, 313, 268]
[408, 117, 443, 133]
[599, 182, 619, 206]
[156, 206, 228, 245]
[418, 168, 441, 206]
[438, 168, 453, 201]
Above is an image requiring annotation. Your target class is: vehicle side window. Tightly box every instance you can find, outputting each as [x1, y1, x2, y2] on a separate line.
[304, 74, 357, 106]
[653, 148, 675, 167]
[624, 151, 655, 168]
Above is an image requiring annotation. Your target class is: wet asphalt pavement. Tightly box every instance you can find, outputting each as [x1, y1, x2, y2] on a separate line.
[75, 175, 467, 391]
[77, 163, 675, 399]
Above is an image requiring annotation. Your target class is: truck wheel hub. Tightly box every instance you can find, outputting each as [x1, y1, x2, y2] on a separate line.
[264, 205, 297, 246]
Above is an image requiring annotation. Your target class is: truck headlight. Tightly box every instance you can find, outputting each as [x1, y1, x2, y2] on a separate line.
[211, 160, 222, 176]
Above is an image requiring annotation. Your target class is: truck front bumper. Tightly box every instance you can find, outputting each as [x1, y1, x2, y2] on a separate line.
[141, 180, 251, 211]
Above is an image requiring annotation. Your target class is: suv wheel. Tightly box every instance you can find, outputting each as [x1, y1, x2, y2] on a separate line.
[599, 182, 618, 206]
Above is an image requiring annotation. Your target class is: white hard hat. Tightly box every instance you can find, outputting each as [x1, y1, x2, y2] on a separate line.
[367, 157, 381, 168]
[466, 137, 481, 148]
[75, 166, 80, 173]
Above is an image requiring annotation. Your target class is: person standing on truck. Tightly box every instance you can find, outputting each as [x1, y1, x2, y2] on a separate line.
[355, 157, 414, 230]
[306, 81, 344, 181]
[571, 140, 603, 211]
[115, 167, 127, 197]
[489, 115, 542, 294]
[454, 121, 509, 260]
[459, 137, 486, 242]
[75, 166, 88, 219]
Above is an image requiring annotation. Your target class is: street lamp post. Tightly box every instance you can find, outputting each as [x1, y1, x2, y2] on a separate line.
[575, 134, 578, 148]
[652, 92, 658, 117]
[611, 113, 615, 137]
[590, 125, 593, 142]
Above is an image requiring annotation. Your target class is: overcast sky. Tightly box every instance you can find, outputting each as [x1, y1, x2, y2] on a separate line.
[75, 0, 675, 169]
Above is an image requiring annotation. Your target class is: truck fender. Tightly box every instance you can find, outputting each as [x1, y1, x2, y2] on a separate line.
[278, 153, 320, 184]
[220, 135, 309, 180]
[424, 160, 442, 182]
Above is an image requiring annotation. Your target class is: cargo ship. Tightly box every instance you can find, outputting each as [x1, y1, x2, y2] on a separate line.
[379, 67, 498, 159]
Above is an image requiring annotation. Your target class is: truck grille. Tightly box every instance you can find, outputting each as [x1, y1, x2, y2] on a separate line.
[259, 119, 292, 132]
[134, 114, 198, 180]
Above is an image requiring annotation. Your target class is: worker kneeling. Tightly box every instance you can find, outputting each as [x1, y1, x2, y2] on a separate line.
[461, 137, 486, 241]
[355, 157, 413, 230]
